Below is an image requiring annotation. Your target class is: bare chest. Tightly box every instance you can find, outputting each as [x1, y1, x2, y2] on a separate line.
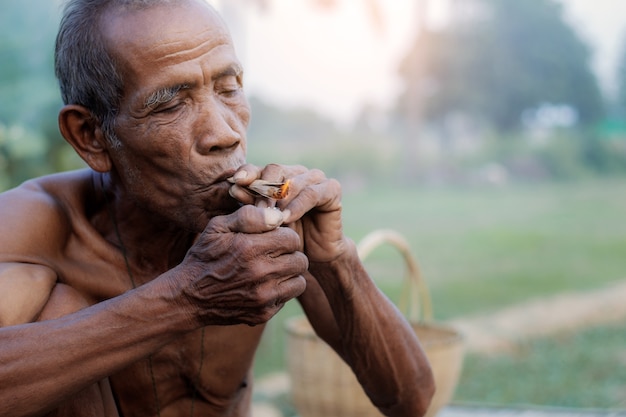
[48, 212, 267, 415]
[110, 324, 266, 417]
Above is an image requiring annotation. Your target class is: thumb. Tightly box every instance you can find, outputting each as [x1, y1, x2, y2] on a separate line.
[207, 205, 285, 234]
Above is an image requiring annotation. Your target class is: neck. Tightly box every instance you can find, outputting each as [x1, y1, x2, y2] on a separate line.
[95, 171, 195, 277]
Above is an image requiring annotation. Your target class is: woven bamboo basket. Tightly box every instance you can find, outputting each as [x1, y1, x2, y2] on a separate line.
[285, 229, 465, 417]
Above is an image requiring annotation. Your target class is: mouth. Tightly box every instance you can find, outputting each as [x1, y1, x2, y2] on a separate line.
[198, 178, 240, 218]
[216, 169, 238, 184]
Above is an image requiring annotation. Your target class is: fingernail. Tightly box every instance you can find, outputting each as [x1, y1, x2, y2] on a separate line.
[264, 207, 284, 228]
[282, 209, 291, 223]
[233, 170, 248, 181]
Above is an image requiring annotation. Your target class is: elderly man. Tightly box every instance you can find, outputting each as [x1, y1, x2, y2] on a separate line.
[0, 0, 434, 416]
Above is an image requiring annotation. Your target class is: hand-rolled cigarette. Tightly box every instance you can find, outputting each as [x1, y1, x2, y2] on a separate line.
[227, 177, 290, 200]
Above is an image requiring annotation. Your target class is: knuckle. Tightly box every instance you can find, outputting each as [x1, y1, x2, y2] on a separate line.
[309, 168, 326, 180]
[289, 275, 307, 296]
[249, 287, 267, 306]
[328, 177, 341, 191]
[280, 227, 302, 247]
[250, 279, 277, 306]
[256, 308, 277, 324]
[263, 163, 283, 177]
[293, 252, 309, 272]
[205, 213, 229, 233]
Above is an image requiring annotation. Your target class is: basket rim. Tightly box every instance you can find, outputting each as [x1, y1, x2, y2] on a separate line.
[357, 229, 433, 322]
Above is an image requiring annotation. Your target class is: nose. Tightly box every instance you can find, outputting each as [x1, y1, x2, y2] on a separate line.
[194, 97, 242, 155]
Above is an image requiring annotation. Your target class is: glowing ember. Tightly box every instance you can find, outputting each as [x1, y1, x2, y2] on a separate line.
[276, 180, 290, 200]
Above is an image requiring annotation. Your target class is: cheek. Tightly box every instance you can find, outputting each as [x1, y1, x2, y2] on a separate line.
[110, 141, 187, 206]
[238, 106, 251, 152]
[117, 114, 190, 165]
[236, 101, 251, 130]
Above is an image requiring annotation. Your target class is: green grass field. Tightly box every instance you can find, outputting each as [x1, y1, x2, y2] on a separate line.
[455, 321, 626, 409]
[342, 178, 626, 319]
[253, 177, 626, 409]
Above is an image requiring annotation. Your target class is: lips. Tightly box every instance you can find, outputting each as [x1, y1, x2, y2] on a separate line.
[211, 154, 245, 184]
[199, 180, 239, 218]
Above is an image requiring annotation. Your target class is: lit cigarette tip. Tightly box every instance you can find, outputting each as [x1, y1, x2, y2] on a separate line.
[277, 180, 290, 199]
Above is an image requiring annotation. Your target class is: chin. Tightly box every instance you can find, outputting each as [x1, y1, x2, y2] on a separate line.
[207, 199, 242, 218]
[171, 178, 241, 232]
[186, 189, 241, 232]
[209, 181, 240, 211]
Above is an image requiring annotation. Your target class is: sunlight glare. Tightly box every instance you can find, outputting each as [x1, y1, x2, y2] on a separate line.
[208, 0, 420, 124]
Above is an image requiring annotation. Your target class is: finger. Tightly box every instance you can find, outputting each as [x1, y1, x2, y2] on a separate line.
[228, 165, 262, 205]
[245, 274, 307, 326]
[254, 272, 307, 322]
[277, 274, 307, 303]
[207, 205, 285, 234]
[259, 163, 286, 182]
[229, 164, 291, 205]
[236, 163, 307, 184]
[266, 243, 309, 272]
[256, 199, 271, 209]
[228, 184, 276, 209]
[228, 183, 256, 205]
[230, 164, 262, 186]
[274, 168, 326, 207]
[279, 177, 342, 223]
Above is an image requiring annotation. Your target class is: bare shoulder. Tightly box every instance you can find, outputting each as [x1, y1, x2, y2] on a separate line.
[0, 169, 93, 263]
[0, 170, 94, 326]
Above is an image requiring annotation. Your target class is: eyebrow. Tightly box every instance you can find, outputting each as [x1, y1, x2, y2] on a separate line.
[212, 63, 243, 81]
[143, 83, 190, 110]
[141, 64, 243, 110]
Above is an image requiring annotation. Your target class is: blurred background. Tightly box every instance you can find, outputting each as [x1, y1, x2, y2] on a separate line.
[1, 0, 625, 413]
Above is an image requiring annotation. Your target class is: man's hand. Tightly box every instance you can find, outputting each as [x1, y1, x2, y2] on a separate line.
[228, 164, 347, 263]
[176, 204, 308, 327]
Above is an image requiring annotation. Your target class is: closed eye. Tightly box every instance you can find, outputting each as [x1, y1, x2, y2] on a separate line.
[152, 101, 185, 114]
[215, 75, 242, 100]
[218, 85, 242, 98]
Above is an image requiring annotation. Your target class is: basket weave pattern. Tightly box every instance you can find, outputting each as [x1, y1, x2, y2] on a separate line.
[285, 229, 465, 417]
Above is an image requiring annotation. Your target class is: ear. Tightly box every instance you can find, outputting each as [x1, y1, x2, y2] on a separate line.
[58, 104, 113, 173]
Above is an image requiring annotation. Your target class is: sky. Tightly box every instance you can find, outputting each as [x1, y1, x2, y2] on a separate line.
[563, 0, 626, 97]
[208, 0, 626, 125]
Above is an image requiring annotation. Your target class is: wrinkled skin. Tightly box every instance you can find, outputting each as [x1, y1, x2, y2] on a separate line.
[0, 1, 434, 416]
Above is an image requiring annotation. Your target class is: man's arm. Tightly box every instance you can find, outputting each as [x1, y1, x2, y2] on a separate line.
[0, 186, 190, 415]
[0, 267, 194, 417]
[301, 242, 435, 417]
[229, 164, 435, 417]
[0, 185, 307, 416]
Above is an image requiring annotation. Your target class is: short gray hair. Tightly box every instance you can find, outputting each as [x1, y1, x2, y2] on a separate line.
[54, 0, 190, 143]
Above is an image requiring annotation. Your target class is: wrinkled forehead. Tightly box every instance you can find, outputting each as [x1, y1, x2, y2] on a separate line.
[100, 0, 232, 70]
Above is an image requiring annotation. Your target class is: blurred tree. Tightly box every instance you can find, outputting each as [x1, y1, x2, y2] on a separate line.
[0, 0, 61, 126]
[397, 0, 605, 132]
[615, 31, 626, 117]
[247, 96, 337, 144]
[0, 0, 81, 190]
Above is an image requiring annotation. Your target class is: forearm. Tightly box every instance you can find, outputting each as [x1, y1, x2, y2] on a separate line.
[0, 272, 193, 417]
[309, 240, 435, 417]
